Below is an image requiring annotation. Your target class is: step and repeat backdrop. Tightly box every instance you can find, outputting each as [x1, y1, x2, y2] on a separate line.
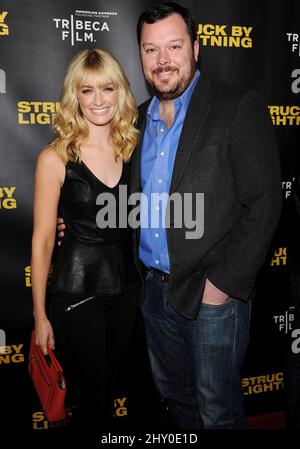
[1, 0, 299, 431]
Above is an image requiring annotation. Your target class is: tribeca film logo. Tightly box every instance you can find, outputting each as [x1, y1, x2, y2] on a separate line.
[282, 178, 295, 199]
[197, 24, 252, 48]
[0, 68, 5, 93]
[0, 11, 9, 36]
[52, 10, 116, 45]
[273, 306, 294, 334]
[287, 32, 300, 56]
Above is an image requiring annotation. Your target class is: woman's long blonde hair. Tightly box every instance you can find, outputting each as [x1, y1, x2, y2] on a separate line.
[50, 48, 139, 163]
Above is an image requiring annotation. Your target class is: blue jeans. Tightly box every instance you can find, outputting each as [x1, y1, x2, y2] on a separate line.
[141, 270, 251, 429]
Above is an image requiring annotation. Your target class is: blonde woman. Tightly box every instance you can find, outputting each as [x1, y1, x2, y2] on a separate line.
[31, 48, 140, 432]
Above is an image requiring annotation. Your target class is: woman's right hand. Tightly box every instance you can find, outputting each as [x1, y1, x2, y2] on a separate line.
[34, 318, 55, 355]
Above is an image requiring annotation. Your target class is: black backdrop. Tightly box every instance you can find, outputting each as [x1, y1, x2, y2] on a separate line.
[1, 0, 299, 431]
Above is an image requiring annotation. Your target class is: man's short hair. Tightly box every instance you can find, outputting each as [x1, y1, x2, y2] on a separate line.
[136, 2, 197, 47]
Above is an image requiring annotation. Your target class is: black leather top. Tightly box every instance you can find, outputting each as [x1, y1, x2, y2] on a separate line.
[49, 160, 140, 297]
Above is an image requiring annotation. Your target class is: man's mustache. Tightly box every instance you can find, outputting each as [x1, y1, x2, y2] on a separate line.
[152, 65, 178, 74]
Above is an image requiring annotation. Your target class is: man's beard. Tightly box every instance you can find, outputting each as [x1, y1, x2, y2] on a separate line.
[147, 58, 197, 100]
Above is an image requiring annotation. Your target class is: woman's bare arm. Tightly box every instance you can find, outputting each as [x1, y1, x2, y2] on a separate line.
[31, 148, 65, 354]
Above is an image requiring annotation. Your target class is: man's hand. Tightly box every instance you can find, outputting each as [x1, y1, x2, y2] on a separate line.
[57, 217, 65, 246]
[202, 278, 229, 305]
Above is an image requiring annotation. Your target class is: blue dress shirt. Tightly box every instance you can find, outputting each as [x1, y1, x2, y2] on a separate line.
[139, 70, 200, 273]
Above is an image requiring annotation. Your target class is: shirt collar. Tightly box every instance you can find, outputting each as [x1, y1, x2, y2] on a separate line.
[147, 69, 200, 120]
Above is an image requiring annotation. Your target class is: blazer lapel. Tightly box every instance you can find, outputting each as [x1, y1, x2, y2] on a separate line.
[170, 76, 212, 194]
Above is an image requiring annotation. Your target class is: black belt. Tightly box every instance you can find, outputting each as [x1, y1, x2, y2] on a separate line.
[144, 266, 171, 283]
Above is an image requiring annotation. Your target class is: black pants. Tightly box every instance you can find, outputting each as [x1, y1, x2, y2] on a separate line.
[48, 287, 139, 432]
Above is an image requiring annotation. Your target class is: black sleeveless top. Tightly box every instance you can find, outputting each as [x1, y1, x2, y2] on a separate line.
[49, 160, 140, 297]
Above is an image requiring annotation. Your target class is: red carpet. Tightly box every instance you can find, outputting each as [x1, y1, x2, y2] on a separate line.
[246, 411, 285, 429]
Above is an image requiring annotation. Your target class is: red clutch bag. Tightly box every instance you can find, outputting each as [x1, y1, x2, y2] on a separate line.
[28, 330, 67, 422]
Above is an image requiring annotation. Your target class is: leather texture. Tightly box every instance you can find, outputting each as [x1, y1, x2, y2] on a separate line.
[49, 160, 140, 296]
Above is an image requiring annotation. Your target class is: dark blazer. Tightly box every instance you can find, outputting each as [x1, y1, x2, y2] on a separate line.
[130, 75, 282, 319]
